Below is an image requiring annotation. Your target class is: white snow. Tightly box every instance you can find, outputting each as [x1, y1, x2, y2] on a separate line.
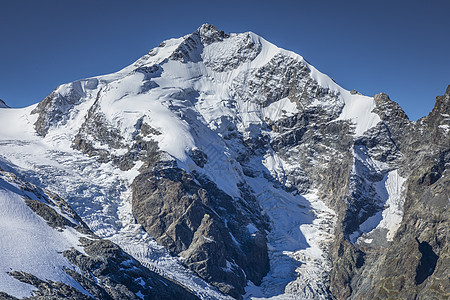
[0, 171, 89, 298]
[0, 105, 38, 140]
[375, 170, 406, 241]
[203, 236, 215, 243]
[262, 152, 287, 184]
[351, 169, 406, 243]
[262, 98, 299, 122]
[101, 88, 195, 161]
[439, 124, 449, 133]
[244, 169, 335, 300]
[335, 92, 381, 136]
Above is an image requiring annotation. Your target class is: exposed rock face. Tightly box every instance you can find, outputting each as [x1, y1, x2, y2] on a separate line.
[132, 166, 269, 298]
[328, 87, 450, 300]
[72, 89, 125, 163]
[31, 80, 96, 136]
[3, 24, 448, 299]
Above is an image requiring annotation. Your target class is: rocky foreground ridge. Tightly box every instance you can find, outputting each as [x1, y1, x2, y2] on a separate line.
[0, 165, 198, 299]
[0, 24, 448, 299]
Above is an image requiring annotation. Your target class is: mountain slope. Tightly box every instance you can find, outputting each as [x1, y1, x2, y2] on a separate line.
[345, 88, 450, 300]
[0, 24, 448, 299]
[0, 161, 198, 299]
[0, 99, 8, 108]
[0, 165, 90, 298]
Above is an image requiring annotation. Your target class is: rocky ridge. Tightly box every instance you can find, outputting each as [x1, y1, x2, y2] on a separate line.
[0, 164, 198, 300]
[343, 87, 450, 300]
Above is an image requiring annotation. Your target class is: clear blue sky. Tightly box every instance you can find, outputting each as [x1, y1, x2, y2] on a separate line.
[1, 0, 449, 120]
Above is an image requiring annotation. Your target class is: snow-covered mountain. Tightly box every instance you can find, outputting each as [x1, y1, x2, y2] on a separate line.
[0, 24, 448, 299]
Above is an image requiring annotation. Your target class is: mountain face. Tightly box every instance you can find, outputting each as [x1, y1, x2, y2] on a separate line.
[0, 24, 448, 299]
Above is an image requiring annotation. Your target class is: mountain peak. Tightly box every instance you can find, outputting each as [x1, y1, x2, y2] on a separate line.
[196, 23, 218, 33]
[0, 99, 9, 108]
[193, 23, 229, 44]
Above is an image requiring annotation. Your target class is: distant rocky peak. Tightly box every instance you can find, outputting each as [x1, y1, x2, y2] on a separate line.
[419, 85, 450, 142]
[434, 85, 450, 112]
[373, 92, 410, 122]
[0, 99, 9, 108]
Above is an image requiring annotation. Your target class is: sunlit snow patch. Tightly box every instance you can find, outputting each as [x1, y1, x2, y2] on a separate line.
[350, 169, 406, 243]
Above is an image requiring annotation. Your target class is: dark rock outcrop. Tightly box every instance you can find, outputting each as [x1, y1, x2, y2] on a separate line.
[132, 166, 269, 299]
[7, 271, 91, 300]
[32, 81, 89, 136]
[63, 238, 199, 300]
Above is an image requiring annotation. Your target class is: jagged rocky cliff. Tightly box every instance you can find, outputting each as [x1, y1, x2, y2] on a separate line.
[342, 88, 450, 300]
[0, 24, 448, 299]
